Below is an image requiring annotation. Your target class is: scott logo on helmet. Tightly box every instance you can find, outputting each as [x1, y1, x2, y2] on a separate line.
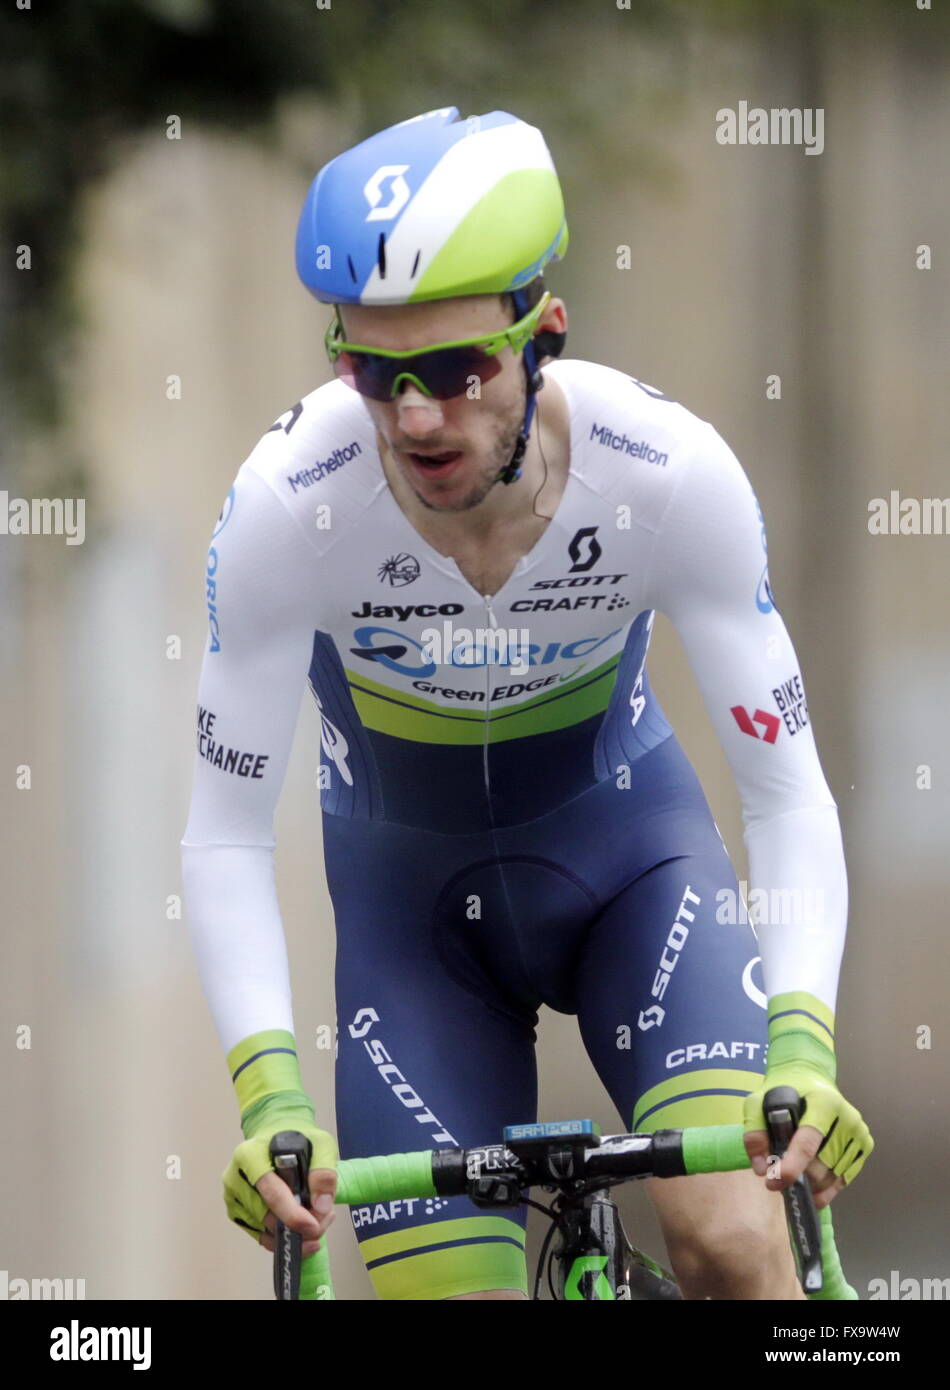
[364, 165, 411, 222]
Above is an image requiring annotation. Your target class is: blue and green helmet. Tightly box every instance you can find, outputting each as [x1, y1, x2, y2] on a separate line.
[295, 106, 569, 307]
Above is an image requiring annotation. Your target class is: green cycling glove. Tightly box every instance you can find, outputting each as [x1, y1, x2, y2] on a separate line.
[743, 992, 873, 1188]
[222, 1029, 338, 1241]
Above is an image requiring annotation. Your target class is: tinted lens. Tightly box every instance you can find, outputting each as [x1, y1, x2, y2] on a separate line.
[333, 351, 394, 400]
[335, 345, 503, 401]
[411, 346, 503, 400]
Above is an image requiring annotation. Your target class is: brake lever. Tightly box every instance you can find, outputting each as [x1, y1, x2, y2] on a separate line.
[269, 1130, 313, 1300]
[763, 1086, 823, 1294]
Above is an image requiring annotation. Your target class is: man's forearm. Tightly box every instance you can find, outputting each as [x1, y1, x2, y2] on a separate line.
[181, 842, 296, 1053]
[745, 800, 847, 1076]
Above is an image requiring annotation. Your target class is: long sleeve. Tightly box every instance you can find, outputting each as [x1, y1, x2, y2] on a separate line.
[646, 424, 847, 1019]
[180, 463, 321, 1055]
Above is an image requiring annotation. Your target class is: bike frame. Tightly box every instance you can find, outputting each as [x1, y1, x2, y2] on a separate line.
[549, 1190, 681, 1301]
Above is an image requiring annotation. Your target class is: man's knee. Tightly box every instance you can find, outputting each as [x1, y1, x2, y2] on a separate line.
[647, 1171, 801, 1300]
[665, 1216, 797, 1299]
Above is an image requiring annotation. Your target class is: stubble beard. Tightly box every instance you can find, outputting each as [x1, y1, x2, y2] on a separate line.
[409, 404, 524, 514]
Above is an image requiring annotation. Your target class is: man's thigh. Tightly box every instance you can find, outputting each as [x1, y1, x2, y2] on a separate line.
[572, 843, 804, 1296]
[335, 901, 538, 1300]
[575, 844, 769, 1134]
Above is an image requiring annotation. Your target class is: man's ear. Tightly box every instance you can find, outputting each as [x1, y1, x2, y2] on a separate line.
[533, 327, 567, 364]
[533, 295, 567, 365]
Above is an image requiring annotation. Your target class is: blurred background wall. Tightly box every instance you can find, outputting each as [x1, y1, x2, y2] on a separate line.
[1, 1, 947, 1299]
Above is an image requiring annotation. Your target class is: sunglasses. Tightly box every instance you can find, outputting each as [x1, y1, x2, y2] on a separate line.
[324, 292, 551, 402]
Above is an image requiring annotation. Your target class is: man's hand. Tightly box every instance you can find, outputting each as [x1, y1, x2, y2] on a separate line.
[256, 1164, 338, 1255]
[223, 1118, 339, 1249]
[743, 1065, 873, 1210]
[744, 1123, 843, 1209]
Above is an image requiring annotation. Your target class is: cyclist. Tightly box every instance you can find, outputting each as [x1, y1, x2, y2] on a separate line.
[181, 107, 872, 1300]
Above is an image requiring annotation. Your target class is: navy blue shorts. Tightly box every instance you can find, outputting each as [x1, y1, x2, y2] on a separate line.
[325, 734, 768, 1299]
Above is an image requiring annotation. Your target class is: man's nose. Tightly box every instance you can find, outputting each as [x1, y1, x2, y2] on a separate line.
[394, 381, 445, 431]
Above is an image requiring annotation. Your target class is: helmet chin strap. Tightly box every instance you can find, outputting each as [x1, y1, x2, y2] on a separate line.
[495, 286, 545, 486]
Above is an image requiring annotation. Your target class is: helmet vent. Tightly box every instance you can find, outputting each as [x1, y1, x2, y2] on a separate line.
[346, 255, 357, 284]
[376, 232, 387, 279]
[410, 249, 421, 278]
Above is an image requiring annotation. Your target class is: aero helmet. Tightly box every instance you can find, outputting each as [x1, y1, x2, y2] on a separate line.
[295, 107, 568, 482]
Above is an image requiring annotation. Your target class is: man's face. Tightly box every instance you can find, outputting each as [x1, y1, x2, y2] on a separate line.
[336, 294, 529, 513]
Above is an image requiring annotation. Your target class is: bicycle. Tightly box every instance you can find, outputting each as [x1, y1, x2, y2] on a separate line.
[268, 1086, 857, 1301]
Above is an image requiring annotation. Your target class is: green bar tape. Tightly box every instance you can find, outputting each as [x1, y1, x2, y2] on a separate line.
[298, 1245, 335, 1301]
[808, 1206, 858, 1300]
[335, 1151, 438, 1206]
[681, 1124, 750, 1175]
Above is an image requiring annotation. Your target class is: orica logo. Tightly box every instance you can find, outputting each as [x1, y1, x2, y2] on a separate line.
[212, 486, 235, 538]
[364, 165, 411, 222]
[741, 956, 767, 1009]
[756, 564, 775, 614]
[206, 548, 220, 653]
[753, 495, 775, 613]
[313, 693, 353, 787]
[350, 627, 434, 678]
[349, 626, 622, 678]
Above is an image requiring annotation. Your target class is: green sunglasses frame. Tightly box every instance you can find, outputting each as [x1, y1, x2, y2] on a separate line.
[324, 291, 552, 398]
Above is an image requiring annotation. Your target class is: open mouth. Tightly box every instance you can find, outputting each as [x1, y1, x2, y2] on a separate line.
[407, 450, 463, 472]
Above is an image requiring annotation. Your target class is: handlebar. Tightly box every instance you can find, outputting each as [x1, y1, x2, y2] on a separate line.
[319, 1122, 855, 1299]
